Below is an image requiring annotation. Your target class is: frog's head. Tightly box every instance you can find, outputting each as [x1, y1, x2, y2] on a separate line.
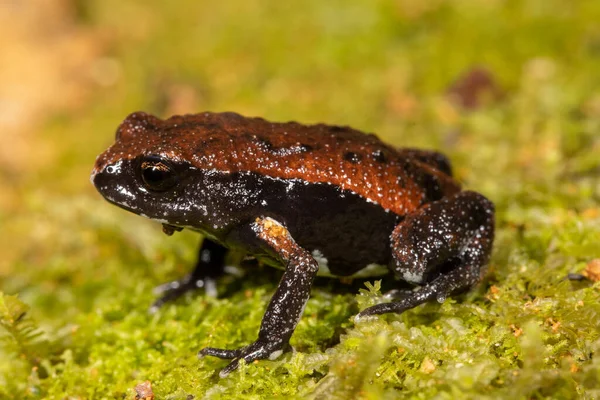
[91, 112, 200, 225]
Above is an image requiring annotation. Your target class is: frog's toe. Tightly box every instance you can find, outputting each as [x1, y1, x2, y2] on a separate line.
[382, 288, 414, 299]
[200, 339, 290, 377]
[356, 301, 413, 319]
[219, 359, 242, 378]
[356, 287, 432, 319]
[567, 273, 588, 281]
[198, 347, 241, 359]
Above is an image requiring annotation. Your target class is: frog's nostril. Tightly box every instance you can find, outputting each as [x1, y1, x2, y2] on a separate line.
[103, 160, 123, 175]
[91, 160, 122, 185]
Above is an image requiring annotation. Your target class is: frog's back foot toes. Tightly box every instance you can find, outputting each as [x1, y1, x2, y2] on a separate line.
[566, 273, 587, 281]
[198, 347, 242, 360]
[382, 288, 414, 300]
[200, 339, 290, 377]
[357, 284, 434, 318]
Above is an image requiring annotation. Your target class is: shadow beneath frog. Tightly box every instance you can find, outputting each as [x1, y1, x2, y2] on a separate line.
[157, 258, 478, 352]
[214, 260, 429, 351]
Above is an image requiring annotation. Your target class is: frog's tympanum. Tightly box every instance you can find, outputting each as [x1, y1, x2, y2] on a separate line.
[91, 112, 495, 377]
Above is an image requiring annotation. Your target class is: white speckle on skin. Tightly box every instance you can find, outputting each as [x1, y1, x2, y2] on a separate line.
[312, 251, 388, 278]
[268, 350, 283, 360]
[311, 249, 329, 271]
[402, 270, 424, 284]
[118, 200, 138, 211]
[116, 184, 136, 199]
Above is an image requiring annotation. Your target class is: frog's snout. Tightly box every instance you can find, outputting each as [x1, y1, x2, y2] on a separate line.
[90, 165, 102, 186]
[90, 159, 124, 193]
[89, 169, 97, 186]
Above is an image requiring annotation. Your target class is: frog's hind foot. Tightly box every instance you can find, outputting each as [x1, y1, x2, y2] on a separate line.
[199, 341, 293, 378]
[357, 263, 481, 318]
[358, 190, 494, 318]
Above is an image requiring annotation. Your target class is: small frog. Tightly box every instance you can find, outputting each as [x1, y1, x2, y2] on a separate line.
[91, 112, 495, 377]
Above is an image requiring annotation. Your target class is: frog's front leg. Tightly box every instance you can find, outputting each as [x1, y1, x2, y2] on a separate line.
[358, 190, 494, 318]
[199, 217, 319, 377]
[150, 238, 227, 312]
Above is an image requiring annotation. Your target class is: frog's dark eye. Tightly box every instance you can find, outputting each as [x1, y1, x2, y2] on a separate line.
[140, 157, 177, 191]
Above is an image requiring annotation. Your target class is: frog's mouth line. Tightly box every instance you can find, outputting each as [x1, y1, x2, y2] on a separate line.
[100, 192, 140, 214]
[101, 194, 182, 230]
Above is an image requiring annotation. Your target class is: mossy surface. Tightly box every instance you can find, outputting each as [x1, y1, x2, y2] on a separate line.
[1, 1, 600, 398]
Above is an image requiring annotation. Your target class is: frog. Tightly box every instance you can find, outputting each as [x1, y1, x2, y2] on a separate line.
[91, 111, 495, 377]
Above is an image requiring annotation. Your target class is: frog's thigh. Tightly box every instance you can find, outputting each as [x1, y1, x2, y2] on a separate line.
[398, 148, 454, 176]
[391, 190, 494, 284]
[359, 191, 494, 318]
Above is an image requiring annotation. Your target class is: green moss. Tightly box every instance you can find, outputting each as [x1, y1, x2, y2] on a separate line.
[2, 0, 600, 398]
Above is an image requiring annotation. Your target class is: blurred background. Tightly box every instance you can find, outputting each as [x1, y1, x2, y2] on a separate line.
[1, 0, 599, 398]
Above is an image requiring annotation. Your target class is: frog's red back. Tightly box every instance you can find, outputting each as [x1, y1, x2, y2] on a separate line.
[96, 111, 460, 216]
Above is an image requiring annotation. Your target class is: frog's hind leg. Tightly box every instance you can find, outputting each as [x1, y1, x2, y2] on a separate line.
[357, 191, 494, 318]
[399, 148, 454, 176]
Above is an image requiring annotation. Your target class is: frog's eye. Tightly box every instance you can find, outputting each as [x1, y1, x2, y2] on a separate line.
[140, 157, 177, 191]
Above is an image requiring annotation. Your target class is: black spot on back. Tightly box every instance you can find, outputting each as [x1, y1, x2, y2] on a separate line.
[248, 135, 313, 157]
[400, 160, 444, 201]
[329, 125, 349, 133]
[299, 143, 313, 152]
[344, 151, 362, 164]
[372, 149, 387, 163]
[201, 122, 220, 130]
[255, 136, 274, 151]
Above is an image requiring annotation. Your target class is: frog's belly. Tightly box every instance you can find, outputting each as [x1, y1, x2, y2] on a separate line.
[255, 250, 389, 278]
[311, 249, 389, 278]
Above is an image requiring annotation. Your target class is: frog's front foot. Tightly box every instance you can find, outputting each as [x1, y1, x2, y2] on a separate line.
[150, 274, 217, 313]
[199, 340, 291, 377]
[199, 217, 318, 377]
[149, 238, 227, 313]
